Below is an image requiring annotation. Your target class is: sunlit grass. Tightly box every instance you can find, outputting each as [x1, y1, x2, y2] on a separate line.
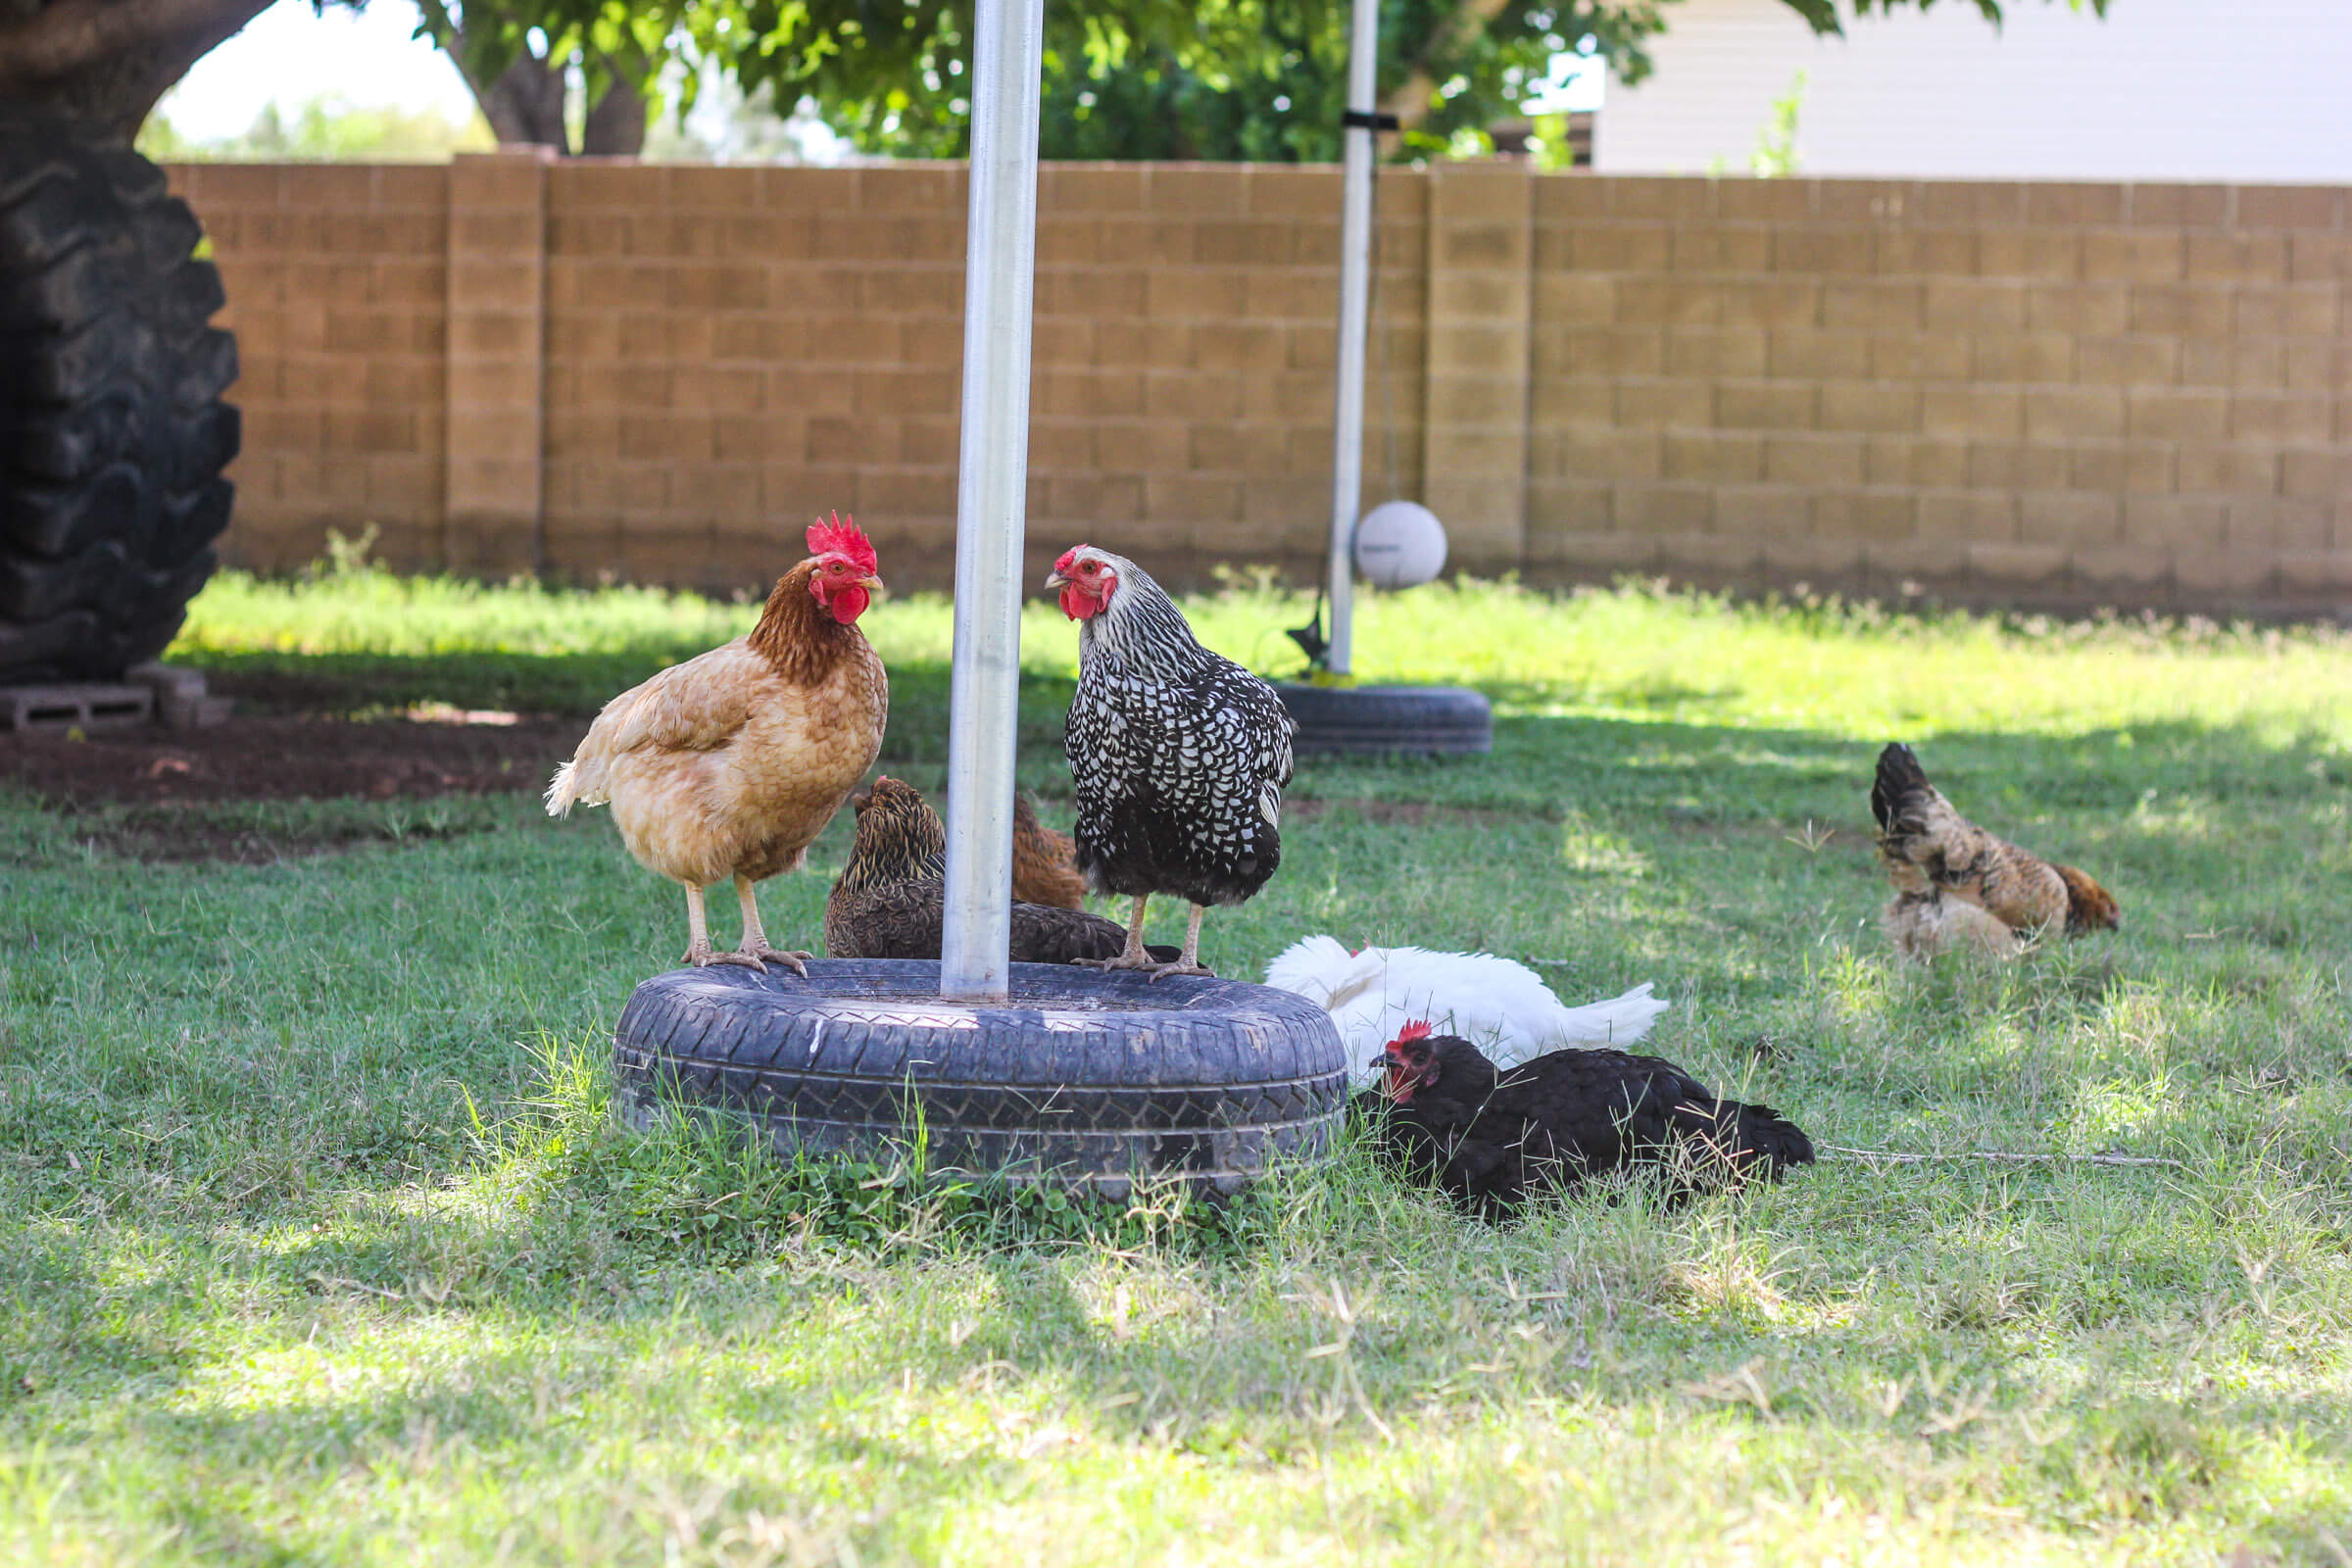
[1, 564, 2348, 1561]
[177, 560, 2352, 745]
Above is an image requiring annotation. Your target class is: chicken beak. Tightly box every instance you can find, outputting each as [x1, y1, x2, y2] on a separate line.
[858, 573, 885, 594]
[1042, 567, 1069, 590]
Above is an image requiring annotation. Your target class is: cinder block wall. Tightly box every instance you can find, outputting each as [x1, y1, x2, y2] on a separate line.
[178, 163, 451, 565]
[1518, 175, 2350, 612]
[172, 154, 2352, 613]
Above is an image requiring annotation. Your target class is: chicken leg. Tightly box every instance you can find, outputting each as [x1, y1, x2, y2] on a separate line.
[1074, 895, 1215, 980]
[1075, 895, 1157, 972]
[680, 878, 808, 974]
[1146, 903, 1215, 981]
[682, 882, 761, 969]
[731, 872, 811, 976]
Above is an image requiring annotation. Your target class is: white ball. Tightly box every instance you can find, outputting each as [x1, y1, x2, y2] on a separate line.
[1350, 501, 1447, 589]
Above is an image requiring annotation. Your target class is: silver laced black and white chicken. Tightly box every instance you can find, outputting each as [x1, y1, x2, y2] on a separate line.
[1044, 544, 1296, 978]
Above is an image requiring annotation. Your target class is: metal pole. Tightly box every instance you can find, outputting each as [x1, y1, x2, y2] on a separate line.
[1324, 0, 1380, 677]
[939, 0, 1045, 1003]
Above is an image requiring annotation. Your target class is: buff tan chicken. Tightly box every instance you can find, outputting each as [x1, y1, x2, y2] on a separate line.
[1870, 742, 2120, 960]
[1010, 792, 1088, 910]
[546, 514, 889, 972]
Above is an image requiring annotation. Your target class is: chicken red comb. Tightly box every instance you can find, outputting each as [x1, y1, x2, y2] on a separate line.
[1390, 1021, 1434, 1049]
[807, 512, 878, 574]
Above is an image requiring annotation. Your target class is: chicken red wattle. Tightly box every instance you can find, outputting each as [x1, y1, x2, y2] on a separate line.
[807, 512, 881, 624]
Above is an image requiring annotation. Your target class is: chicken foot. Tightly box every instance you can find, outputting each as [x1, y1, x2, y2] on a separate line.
[1074, 896, 1215, 980]
[729, 873, 811, 976]
[1145, 903, 1215, 981]
[1074, 895, 1158, 972]
[681, 882, 760, 969]
[678, 879, 809, 975]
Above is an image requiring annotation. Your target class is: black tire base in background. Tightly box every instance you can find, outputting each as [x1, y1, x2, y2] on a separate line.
[1275, 683, 1494, 757]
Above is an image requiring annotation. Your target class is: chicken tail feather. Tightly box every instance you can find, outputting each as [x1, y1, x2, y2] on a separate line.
[1548, 981, 1670, 1049]
[1728, 1100, 1817, 1176]
[543, 761, 577, 817]
[1870, 741, 1933, 833]
[545, 759, 607, 817]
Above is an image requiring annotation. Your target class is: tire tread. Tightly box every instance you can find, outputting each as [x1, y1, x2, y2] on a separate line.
[0, 109, 237, 682]
[614, 959, 1348, 1196]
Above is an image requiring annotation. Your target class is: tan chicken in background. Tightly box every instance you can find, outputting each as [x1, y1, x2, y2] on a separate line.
[546, 514, 889, 971]
[1011, 792, 1088, 909]
[1870, 742, 2120, 960]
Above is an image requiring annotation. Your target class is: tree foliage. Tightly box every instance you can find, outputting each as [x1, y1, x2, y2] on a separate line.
[403, 0, 2102, 164]
[0, 0, 2104, 155]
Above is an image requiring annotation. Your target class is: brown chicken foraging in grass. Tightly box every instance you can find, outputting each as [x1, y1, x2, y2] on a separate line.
[1870, 742, 2120, 960]
[1010, 792, 1088, 909]
[546, 514, 889, 972]
[825, 778, 1178, 964]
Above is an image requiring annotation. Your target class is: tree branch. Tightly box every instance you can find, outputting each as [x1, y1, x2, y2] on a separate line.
[1375, 0, 1515, 132]
[1822, 1144, 2184, 1170]
[0, 0, 276, 140]
[0, 0, 270, 86]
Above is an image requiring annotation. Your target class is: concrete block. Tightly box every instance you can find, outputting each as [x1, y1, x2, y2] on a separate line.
[2077, 335, 2178, 386]
[2125, 387, 2230, 442]
[1813, 490, 1917, 540]
[2235, 185, 2342, 230]
[1974, 229, 2082, 281]
[1968, 542, 2070, 584]
[2127, 183, 2230, 226]
[0, 683, 153, 732]
[1815, 180, 1917, 222]
[1765, 434, 1866, 487]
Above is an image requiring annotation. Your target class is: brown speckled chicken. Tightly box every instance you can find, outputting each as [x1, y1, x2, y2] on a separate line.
[825, 778, 1177, 964]
[547, 515, 888, 972]
[1011, 793, 1088, 909]
[1871, 742, 2120, 960]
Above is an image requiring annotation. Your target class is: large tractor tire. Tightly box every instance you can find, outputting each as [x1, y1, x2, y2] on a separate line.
[0, 108, 238, 684]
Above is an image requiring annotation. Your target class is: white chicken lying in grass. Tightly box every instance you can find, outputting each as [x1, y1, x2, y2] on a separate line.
[1265, 935, 1670, 1091]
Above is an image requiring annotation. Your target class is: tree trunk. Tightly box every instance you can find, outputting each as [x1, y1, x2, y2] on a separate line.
[441, 23, 648, 157]
[579, 56, 646, 156]
[472, 49, 568, 147]
[0, 0, 273, 142]
[1377, 0, 1516, 135]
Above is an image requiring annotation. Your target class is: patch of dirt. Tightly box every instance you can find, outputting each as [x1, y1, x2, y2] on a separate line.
[1, 712, 579, 808]
[73, 808, 498, 866]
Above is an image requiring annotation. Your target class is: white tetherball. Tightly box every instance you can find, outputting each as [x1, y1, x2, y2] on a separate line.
[1351, 501, 1447, 589]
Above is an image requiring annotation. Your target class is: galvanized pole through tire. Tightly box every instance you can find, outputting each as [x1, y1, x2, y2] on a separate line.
[1323, 0, 1381, 677]
[940, 0, 1047, 1003]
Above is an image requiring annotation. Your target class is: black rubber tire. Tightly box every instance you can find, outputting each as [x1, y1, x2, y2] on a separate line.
[614, 959, 1349, 1199]
[0, 108, 239, 683]
[1275, 683, 1494, 757]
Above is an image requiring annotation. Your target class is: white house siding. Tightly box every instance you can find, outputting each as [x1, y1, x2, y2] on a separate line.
[1595, 0, 2352, 182]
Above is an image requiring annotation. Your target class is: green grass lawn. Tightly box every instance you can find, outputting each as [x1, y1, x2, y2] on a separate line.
[6, 564, 2352, 1564]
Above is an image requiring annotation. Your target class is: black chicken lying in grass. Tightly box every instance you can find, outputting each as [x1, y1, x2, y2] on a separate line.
[823, 777, 1179, 965]
[1356, 1023, 1816, 1218]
